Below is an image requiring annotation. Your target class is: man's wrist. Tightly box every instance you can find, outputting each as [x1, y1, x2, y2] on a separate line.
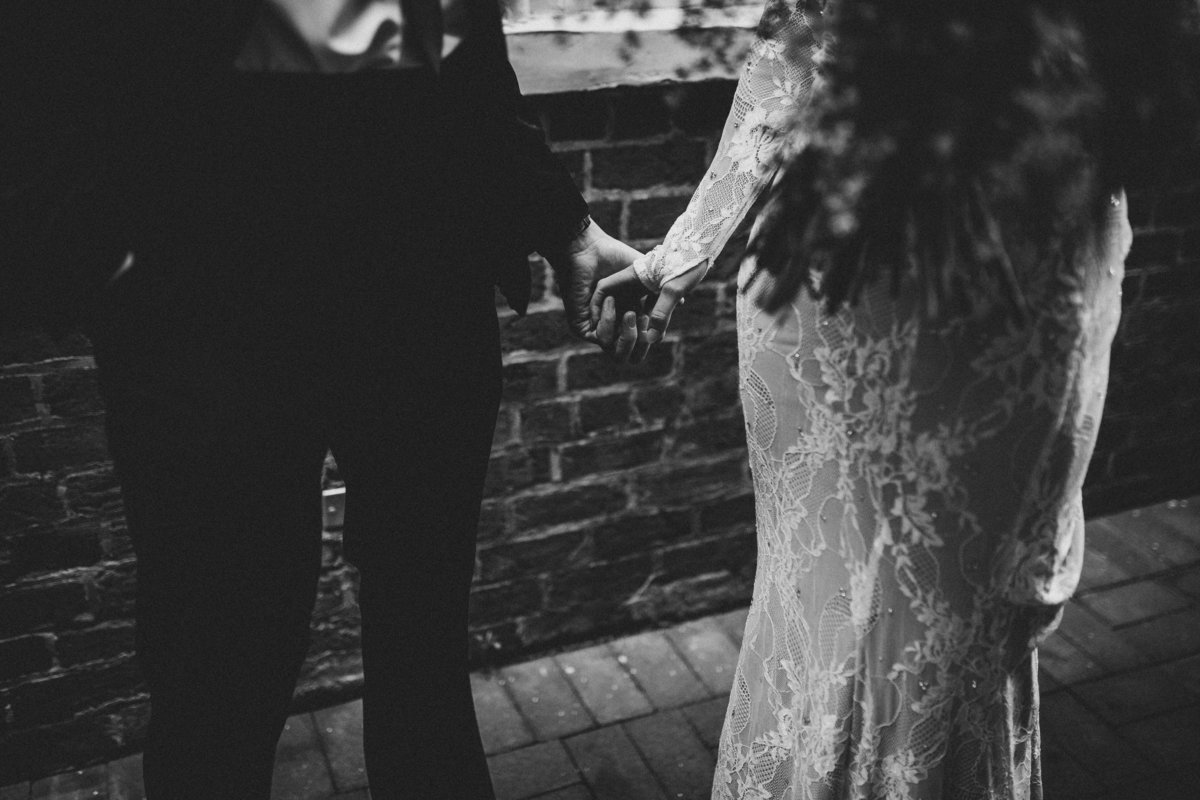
[540, 213, 594, 264]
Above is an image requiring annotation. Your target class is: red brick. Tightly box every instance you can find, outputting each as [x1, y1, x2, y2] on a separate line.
[535, 92, 612, 142]
[698, 492, 755, 536]
[544, 556, 655, 610]
[610, 87, 673, 140]
[59, 467, 122, 518]
[0, 634, 54, 682]
[684, 373, 740, 418]
[501, 309, 572, 354]
[590, 510, 694, 561]
[659, 531, 755, 582]
[669, 412, 745, 459]
[634, 455, 746, 509]
[511, 481, 628, 531]
[469, 579, 543, 626]
[11, 422, 109, 474]
[0, 580, 90, 637]
[5, 657, 144, 729]
[485, 446, 553, 497]
[672, 80, 737, 136]
[502, 358, 560, 402]
[0, 479, 64, 529]
[627, 195, 691, 241]
[54, 621, 137, 668]
[632, 384, 684, 424]
[477, 528, 592, 583]
[11, 523, 103, 576]
[590, 140, 707, 190]
[0, 376, 39, 425]
[522, 399, 576, 442]
[40, 369, 102, 418]
[577, 392, 632, 435]
[0, 331, 91, 366]
[1156, 186, 1200, 228]
[683, 329, 738, 374]
[589, 199, 623, 239]
[565, 344, 675, 391]
[558, 431, 663, 481]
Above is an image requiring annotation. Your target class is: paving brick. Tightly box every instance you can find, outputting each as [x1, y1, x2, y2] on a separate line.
[610, 632, 710, 710]
[1070, 665, 1193, 726]
[1039, 692, 1156, 789]
[488, 741, 579, 800]
[556, 645, 653, 725]
[680, 697, 729, 752]
[472, 672, 536, 755]
[1162, 652, 1200, 698]
[1106, 501, 1200, 558]
[1039, 632, 1106, 686]
[563, 725, 665, 800]
[312, 699, 366, 792]
[1085, 517, 1188, 579]
[1076, 543, 1134, 592]
[1119, 705, 1200, 768]
[271, 713, 334, 800]
[501, 658, 595, 741]
[664, 619, 739, 696]
[1056, 601, 1147, 672]
[534, 785, 594, 800]
[0, 784, 30, 800]
[711, 608, 749, 649]
[1171, 563, 1200, 600]
[1079, 579, 1193, 628]
[1118, 608, 1200, 662]
[624, 710, 715, 800]
[31, 765, 106, 800]
[1040, 744, 1106, 800]
[107, 754, 143, 800]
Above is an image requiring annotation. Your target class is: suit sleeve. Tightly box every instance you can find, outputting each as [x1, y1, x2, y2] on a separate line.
[453, 1, 590, 258]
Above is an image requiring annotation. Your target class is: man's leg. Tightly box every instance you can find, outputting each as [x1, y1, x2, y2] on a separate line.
[331, 283, 502, 800]
[95, 290, 329, 799]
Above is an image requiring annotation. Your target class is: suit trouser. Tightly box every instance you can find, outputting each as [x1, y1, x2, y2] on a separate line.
[90, 72, 501, 800]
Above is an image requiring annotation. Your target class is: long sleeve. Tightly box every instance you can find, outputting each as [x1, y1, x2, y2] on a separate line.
[632, 1, 823, 292]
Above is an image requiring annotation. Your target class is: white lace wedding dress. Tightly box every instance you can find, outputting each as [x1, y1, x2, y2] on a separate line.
[631, 3, 1131, 798]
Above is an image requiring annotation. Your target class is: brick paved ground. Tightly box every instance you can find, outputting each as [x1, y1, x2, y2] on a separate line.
[5, 496, 1198, 800]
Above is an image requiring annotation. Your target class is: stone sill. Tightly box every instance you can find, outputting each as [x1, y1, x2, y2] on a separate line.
[504, 4, 759, 94]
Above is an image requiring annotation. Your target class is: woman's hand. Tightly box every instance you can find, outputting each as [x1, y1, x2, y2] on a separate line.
[589, 262, 706, 364]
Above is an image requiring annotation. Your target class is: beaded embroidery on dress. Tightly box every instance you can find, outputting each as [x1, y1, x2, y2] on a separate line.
[630, 3, 1130, 798]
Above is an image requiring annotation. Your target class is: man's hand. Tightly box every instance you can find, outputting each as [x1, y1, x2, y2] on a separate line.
[543, 219, 643, 347]
[590, 262, 705, 364]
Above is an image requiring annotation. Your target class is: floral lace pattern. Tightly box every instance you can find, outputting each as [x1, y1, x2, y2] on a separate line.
[631, 2, 822, 291]
[632, 4, 1132, 798]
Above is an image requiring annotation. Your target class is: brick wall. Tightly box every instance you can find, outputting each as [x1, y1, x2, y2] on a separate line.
[1, 79, 1198, 781]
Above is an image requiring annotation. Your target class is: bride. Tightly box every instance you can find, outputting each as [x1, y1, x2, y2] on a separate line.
[590, 1, 1199, 797]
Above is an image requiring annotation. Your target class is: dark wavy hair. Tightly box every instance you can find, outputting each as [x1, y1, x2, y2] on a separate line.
[748, 0, 1200, 317]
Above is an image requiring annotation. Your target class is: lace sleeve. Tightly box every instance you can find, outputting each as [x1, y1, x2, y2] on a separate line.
[632, 1, 824, 292]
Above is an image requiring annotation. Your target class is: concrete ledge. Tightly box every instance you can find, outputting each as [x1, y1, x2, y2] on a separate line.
[505, 4, 759, 94]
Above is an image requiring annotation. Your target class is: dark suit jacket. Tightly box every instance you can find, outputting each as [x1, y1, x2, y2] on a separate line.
[1, 0, 587, 332]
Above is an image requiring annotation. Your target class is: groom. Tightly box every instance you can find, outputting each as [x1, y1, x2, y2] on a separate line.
[6, 1, 639, 798]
